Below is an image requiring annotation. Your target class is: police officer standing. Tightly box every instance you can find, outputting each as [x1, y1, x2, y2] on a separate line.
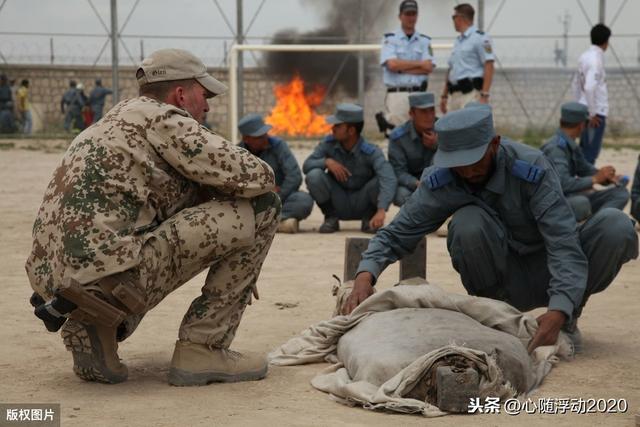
[88, 79, 113, 124]
[388, 92, 437, 206]
[238, 113, 313, 233]
[378, 0, 435, 129]
[440, 3, 495, 114]
[343, 105, 638, 354]
[541, 102, 628, 222]
[304, 103, 396, 234]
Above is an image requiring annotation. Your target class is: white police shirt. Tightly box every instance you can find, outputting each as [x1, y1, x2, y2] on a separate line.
[380, 29, 435, 88]
[573, 45, 608, 117]
[447, 25, 495, 84]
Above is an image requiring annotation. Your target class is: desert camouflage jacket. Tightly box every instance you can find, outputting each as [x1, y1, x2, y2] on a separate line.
[26, 96, 275, 296]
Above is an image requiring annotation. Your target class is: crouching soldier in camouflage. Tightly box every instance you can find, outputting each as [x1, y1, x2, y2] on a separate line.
[238, 113, 313, 233]
[25, 49, 280, 386]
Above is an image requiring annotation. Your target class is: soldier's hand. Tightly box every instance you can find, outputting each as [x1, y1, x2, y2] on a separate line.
[369, 208, 386, 230]
[421, 129, 437, 150]
[527, 310, 567, 353]
[325, 158, 351, 183]
[342, 272, 375, 315]
[439, 96, 448, 114]
[592, 166, 615, 185]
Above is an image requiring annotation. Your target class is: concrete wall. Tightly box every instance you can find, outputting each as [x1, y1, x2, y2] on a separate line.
[2, 64, 639, 137]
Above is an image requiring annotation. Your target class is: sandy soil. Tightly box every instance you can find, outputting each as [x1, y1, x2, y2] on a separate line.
[1, 139, 639, 426]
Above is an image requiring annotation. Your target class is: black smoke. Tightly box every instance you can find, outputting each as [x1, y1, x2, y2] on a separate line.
[264, 0, 395, 97]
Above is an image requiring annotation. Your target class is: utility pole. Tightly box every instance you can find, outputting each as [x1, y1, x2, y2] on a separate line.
[598, 0, 605, 24]
[477, 0, 485, 31]
[236, 0, 244, 118]
[110, 0, 119, 103]
[357, 0, 364, 106]
[561, 10, 570, 68]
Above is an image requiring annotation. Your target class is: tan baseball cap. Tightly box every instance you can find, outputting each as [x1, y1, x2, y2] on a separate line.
[136, 48, 228, 96]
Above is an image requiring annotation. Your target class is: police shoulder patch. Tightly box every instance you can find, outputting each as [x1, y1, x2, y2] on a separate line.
[483, 39, 493, 54]
[419, 33, 431, 40]
[389, 125, 408, 141]
[426, 168, 453, 190]
[360, 141, 376, 155]
[476, 30, 485, 35]
[511, 159, 545, 184]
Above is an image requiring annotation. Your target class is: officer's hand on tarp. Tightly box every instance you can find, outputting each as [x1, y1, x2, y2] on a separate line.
[527, 310, 567, 353]
[341, 273, 375, 315]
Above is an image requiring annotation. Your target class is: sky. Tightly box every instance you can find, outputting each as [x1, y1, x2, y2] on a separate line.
[0, 0, 639, 67]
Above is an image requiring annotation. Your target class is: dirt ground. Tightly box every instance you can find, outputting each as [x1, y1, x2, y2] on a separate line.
[1, 139, 639, 426]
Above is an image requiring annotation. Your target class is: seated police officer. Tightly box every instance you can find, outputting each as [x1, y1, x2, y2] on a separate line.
[343, 105, 638, 354]
[303, 103, 396, 234]
[238, 113, 313, 233]
[541, 102, 629, 222]
[388, 92, 438, 206]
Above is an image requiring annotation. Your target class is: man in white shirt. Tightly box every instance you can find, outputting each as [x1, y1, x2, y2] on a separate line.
[573, 24, 611, 165]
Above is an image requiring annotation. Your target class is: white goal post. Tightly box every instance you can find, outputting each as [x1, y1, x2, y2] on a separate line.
[228, 43, 452, 143]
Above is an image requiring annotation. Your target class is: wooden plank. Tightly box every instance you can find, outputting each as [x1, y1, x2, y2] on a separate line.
[343, 237, 371, 281]
[399, 236, 427, 281]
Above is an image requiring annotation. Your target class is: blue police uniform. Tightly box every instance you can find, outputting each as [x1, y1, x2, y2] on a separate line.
[0, 81, 16, 133]
[541, 130, 629, 221]
[303, 136, 397, 221]
[88, 85, 113, 123]
[448, 25, 495, 85]
[631, 154, 640, 222]
[380, 29, 435, 126]
[239, 136, 313, 221]
[387, 121, 436, 205]
[381, 29, 434, 88]
[357, 110, 637, 321]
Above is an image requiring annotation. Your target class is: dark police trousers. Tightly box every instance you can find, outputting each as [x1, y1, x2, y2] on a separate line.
[447, 205, 638, 318]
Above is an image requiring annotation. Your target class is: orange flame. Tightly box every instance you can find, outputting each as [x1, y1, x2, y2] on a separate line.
[265, 75, 332, 138]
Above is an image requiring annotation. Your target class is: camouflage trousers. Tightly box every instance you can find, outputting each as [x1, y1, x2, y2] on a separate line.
[104, 192, 280, 348]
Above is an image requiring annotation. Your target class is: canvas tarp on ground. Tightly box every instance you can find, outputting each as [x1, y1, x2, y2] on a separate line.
[269, 282, 573, 417]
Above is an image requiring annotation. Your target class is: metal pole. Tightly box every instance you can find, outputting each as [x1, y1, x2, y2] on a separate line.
[110, 0, 120, 103]
[357, 0, 365, 106]
[562, 10, 570, 68]
[49, 37, 54, 64]
[477, 0, 485, 32]
[598, 0, 605, 24]
[139, 39, 144, 61]
[229, 45, 238, 143]
[236, 0, 244, 118]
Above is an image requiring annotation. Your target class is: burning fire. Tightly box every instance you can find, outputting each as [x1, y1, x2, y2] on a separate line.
[265, 75, 331, 138]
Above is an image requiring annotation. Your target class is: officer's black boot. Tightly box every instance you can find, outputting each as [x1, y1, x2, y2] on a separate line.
[318, 202, 339, 233]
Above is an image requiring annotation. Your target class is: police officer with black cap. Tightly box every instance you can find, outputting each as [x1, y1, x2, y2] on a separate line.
[377, 0, 435, 132]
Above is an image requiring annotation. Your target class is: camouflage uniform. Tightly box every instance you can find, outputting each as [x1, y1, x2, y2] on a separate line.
[25, 96, 279, 348]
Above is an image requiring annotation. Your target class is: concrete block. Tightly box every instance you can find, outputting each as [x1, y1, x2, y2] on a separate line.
[436, 366, 480, 413]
